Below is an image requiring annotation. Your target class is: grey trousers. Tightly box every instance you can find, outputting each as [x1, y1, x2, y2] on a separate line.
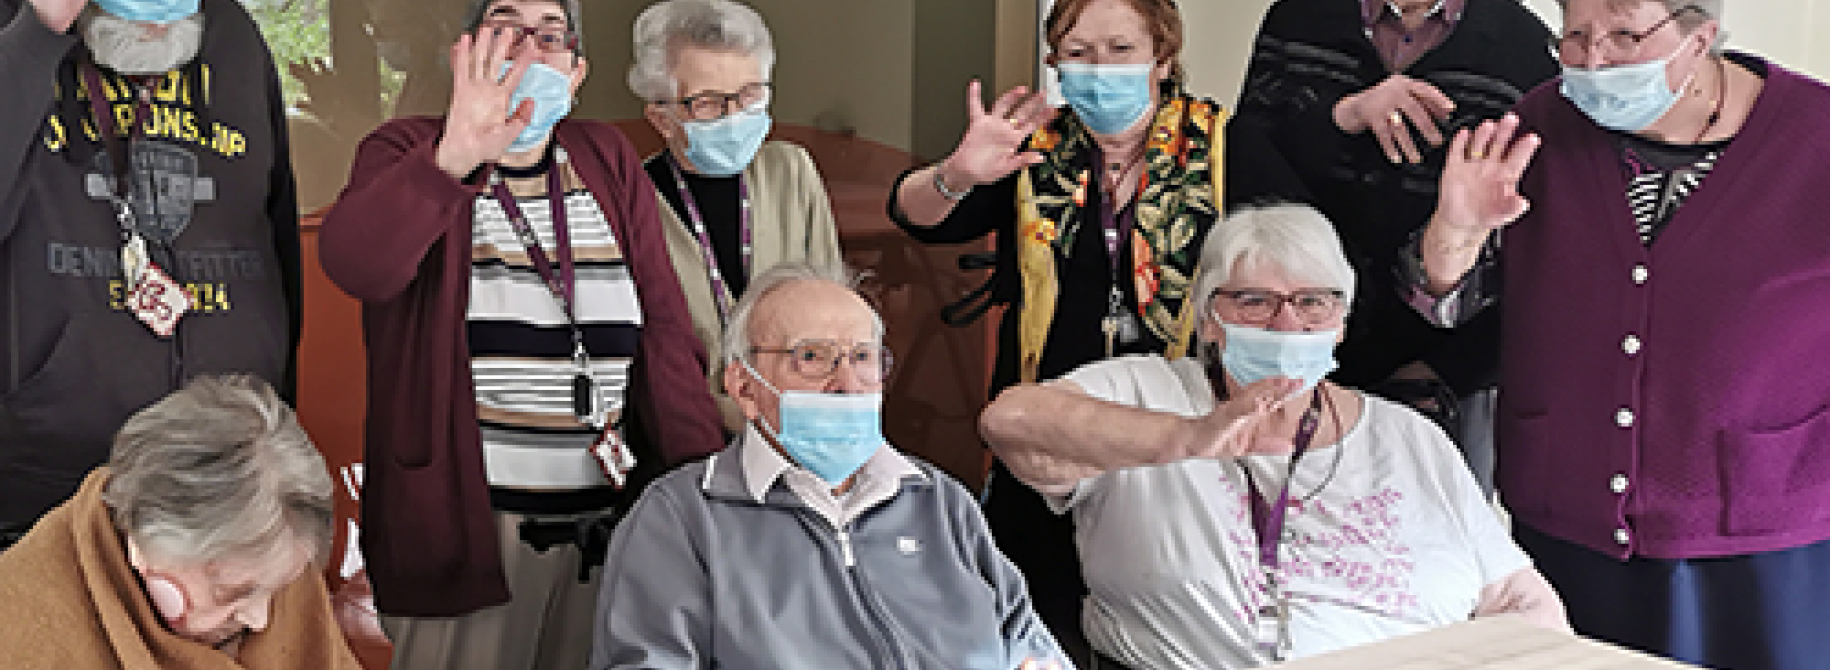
[382, 509, 601, 670]
[1458, 389, 1498, 497]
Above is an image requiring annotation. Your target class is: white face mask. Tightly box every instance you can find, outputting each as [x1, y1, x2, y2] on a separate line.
[82, 11, 205, 76]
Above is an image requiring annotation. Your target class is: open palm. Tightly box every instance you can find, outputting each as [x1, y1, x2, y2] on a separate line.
[946, 80, 1058, 186]
[1436, 114, 1540, 234]
[434, 29, 539, 177]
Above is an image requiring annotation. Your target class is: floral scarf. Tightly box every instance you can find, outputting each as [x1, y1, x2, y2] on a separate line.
[1015, 83, 1224, 382]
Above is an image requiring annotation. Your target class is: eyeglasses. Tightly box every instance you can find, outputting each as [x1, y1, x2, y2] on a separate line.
[666, 82, 772, 122]
[1211, 289, 1346, 325]
[750, 340, 893, 385]
[1549, 5, 1701, 62]
[478, 19, 579, 54]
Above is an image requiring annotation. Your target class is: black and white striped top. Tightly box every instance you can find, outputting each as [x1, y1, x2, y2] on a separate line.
[468, 153, 642, 490]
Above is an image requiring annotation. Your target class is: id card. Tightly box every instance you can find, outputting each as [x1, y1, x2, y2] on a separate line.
[590, 428, 636, 489]
[125, 263, 192, 338]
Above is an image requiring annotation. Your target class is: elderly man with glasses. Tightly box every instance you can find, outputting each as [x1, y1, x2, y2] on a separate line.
[591, 262, 1071, 670]
[980, 203, 1564, 670]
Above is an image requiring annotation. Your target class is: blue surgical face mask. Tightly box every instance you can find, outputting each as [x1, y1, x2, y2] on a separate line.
[95, 0, 197, 23]
[1055, 62, 1156, 136]
[1216, 322, 1339, 395]
[1559, 42, 1691, 132]
[742, 360, 886, 485]
[503, 62, 575, 154]
[681, 105, 772, 177]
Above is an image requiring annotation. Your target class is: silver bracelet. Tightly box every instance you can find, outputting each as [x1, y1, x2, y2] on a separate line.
[932, 167, 971, 201]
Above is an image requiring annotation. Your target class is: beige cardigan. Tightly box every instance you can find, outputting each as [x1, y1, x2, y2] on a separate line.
[655, 140, 843, 432]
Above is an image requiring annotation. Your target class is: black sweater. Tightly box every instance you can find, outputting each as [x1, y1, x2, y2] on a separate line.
[0, 0, 300, 529]
[1226, 0, 1557, 396]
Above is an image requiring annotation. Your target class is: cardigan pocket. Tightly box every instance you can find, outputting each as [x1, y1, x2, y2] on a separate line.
[1719, 403, 1830, 536]
[1497, 408, 1555, 517]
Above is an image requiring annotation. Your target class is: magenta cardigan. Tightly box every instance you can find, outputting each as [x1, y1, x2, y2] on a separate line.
[318, 118, 724, 616]
[1497, 55, 1830, 561]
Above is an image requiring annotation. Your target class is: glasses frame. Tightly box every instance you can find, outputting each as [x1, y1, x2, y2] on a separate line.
[477, 19, 580, 54]
[665, 82, 773, 122]
[1210, 288, 1347, 326]
[749, 339, 894, 385]
[1549, 5, 1701, 63]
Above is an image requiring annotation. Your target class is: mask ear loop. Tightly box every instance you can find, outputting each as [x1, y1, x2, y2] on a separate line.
[737, 358, 785, 437]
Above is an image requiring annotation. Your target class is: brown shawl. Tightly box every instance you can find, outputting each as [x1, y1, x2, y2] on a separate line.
[0, 469, 363, 670]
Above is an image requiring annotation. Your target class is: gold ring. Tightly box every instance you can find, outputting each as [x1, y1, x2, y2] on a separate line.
[1470, 151, 1487, 161]
[1388, 111, 1405, 126]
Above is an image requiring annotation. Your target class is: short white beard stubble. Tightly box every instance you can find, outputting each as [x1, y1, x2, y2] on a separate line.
[81, 10, 205, 76]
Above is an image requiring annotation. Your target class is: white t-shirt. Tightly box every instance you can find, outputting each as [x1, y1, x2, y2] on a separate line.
[1059, 355, 1530, 670]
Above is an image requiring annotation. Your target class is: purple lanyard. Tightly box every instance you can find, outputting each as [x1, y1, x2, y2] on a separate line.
[666, 156, 750, 323]
[1093, 163, 1141, 275]
[1240, 392, 1325, 569]
[489, 166, 576, 322]
[81, 64, 151, 211]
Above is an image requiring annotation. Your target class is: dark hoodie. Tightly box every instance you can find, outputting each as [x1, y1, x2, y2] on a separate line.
[0, 0, 300, 532]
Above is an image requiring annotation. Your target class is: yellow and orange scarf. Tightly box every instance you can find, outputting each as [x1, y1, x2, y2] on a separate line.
[1015, 84, 1225, 382]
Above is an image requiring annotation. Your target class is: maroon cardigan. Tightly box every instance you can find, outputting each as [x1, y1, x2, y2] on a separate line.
[318, 118, 724, 617]
[1498, 55, 1830, 561]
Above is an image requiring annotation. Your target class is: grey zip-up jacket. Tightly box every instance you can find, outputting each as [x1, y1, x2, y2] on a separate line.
[592, 443, 1071, 669]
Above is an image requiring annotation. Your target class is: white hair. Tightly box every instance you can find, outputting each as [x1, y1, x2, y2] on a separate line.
[103, 375, 334, 567]
[627, 0, 776, 103]
[719, 262, 881, 369]
[1191, 202, 1358, 326]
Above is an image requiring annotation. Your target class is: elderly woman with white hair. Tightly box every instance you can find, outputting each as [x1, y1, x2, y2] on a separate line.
[627, 0, 843, 434]
[0, 375, 360, 669]
[979, 203, 1566, 670]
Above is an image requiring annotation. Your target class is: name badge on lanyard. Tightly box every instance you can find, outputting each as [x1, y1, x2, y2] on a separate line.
[85, 64, 192, 338]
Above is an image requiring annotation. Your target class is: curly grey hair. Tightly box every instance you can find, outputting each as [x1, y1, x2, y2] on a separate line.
[627, 0, 776, 103]
[103, 374, 334, 567]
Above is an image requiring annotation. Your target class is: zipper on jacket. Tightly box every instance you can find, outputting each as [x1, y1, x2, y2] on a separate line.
[837, 529, 856, 567]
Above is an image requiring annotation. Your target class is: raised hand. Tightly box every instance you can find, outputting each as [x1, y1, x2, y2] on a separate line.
[29, 0, 89, 33]
[940, 80, 1058, 187]
[1335, 74, 1456, 164]
[1434, 114, 1538, 236]
[433, 27, 540, 179]
[1419, 113, 1539, 291]
[1188, 377, 1305, 460]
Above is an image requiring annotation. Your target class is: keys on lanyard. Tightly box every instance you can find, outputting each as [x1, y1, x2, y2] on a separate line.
[84, 64, 191, 337]
[1102, 285, 1142, 358]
